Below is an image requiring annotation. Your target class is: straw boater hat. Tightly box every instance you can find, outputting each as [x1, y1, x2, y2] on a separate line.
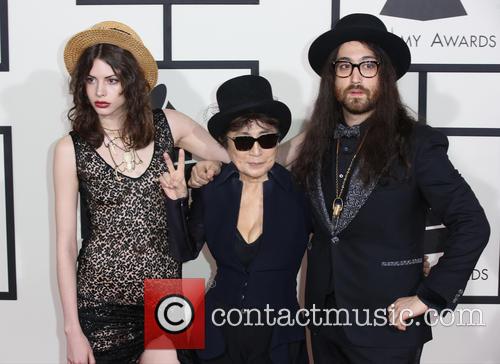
[64, 21, 158, 89]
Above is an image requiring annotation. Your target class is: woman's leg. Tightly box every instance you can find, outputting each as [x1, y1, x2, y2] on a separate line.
[139, 349, 180, 364]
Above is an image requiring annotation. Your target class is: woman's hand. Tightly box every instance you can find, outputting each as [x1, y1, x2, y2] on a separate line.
[66, 328, 95, 364]
[160, 149, 188, 200]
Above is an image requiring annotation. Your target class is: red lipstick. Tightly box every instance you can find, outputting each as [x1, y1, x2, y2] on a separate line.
[94, 101, 110, 108]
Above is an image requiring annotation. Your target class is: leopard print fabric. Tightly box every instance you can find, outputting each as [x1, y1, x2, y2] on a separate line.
[70, 109, 181, 362]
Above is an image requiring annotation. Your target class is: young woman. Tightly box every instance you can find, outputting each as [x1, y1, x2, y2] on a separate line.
[160, 75, 310, 364]
[55, 21, 228, 364]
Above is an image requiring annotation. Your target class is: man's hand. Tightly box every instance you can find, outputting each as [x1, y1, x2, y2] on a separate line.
[423, 255, 431, 277]
[188, 160, 221, 188]
[387, 295, 428, 331]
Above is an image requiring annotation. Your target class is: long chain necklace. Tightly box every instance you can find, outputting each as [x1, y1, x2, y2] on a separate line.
[332, 133, 368, 228]
[103, 130, 143, 181]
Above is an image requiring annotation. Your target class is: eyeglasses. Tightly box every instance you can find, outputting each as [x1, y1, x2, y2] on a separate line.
[332, 60, 380, 78]
[228, 133, 280, 151]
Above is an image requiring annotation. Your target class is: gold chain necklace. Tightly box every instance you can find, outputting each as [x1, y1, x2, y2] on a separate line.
[332, 132, 368, 226]
[103, 132, 143, 181]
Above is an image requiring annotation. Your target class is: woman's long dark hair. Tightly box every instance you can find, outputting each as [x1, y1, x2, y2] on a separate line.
[68, 43, 154, 149]
[292, 42, 415, 185]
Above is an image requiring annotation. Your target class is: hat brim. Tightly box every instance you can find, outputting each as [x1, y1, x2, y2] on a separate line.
[207, 100, 291, 141]
[308, 27, 411, 79]
[64, 29, 158, 89]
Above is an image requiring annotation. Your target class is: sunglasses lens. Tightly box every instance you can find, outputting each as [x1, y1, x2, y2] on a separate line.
[233, 136, 255, 151]
[258, 134, 280, 149]
[231, 134, 279, 151]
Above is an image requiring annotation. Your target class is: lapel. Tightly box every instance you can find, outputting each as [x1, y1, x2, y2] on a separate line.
[333, 166, 378, 236]
[308, 154, 379, 241]
[210, 164, 242, 269]
[308, 159, 335, 237]
[245, 164, 292, 271]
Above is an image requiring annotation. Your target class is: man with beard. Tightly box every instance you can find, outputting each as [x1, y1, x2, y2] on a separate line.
[188, 13, 489, 364]
[291, 13, 490, 363]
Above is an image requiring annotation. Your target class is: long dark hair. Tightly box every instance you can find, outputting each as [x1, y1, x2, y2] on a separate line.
[292, 41, 415, 185]
[68, 43, 154, 149]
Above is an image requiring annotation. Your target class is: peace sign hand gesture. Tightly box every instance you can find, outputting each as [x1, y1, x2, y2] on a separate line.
[160, 149, 188, 200]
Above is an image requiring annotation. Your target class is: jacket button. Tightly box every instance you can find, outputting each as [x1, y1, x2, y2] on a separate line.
[243, 282, 248, 287]
[307, 242, 312, 250]
[241, 294, 245, 300]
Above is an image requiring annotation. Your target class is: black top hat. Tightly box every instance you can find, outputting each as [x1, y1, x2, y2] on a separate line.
[308, 13, 411, 79]
[207, 75, 291, 140]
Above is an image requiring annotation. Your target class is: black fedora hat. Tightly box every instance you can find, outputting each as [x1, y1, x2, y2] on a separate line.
[207, 75, 291, 140]
[308, 13, 411, 79]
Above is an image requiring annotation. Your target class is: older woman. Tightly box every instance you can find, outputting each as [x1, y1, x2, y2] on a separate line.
[161, 75, 310, 364]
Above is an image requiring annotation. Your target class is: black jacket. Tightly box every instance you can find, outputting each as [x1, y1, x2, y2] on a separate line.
[305, 124, 490, 347]
[166, 162, 311, 363]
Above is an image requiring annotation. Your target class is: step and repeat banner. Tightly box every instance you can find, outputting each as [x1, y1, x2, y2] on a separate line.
[0, 0, 498, 362]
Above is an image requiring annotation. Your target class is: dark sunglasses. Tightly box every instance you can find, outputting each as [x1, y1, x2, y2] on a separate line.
[228, 133, 280, 151]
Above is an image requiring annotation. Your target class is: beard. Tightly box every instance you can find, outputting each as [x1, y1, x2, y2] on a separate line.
[335, 84, 378, 115]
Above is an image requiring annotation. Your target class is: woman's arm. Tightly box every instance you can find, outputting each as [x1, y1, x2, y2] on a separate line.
[164, 109, 230, 163]
[160, 150, 206, 262]
[54, 135, 95, 364]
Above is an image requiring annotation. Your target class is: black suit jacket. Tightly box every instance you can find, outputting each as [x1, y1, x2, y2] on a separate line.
[166, 163, 311, 363]
[305, 124, 490, 347]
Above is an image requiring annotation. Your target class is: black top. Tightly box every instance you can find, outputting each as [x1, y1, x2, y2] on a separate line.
[235, 231, 262, 269]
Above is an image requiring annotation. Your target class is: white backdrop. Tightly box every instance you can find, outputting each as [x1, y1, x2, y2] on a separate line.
[0, 0, 499, 363]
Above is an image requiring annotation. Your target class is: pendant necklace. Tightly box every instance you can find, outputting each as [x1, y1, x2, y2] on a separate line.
[332, 132, 368, 228]
[103, 130, 143, 180]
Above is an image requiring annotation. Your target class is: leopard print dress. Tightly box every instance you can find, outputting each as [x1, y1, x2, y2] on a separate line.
[70, 109, 181, 363]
